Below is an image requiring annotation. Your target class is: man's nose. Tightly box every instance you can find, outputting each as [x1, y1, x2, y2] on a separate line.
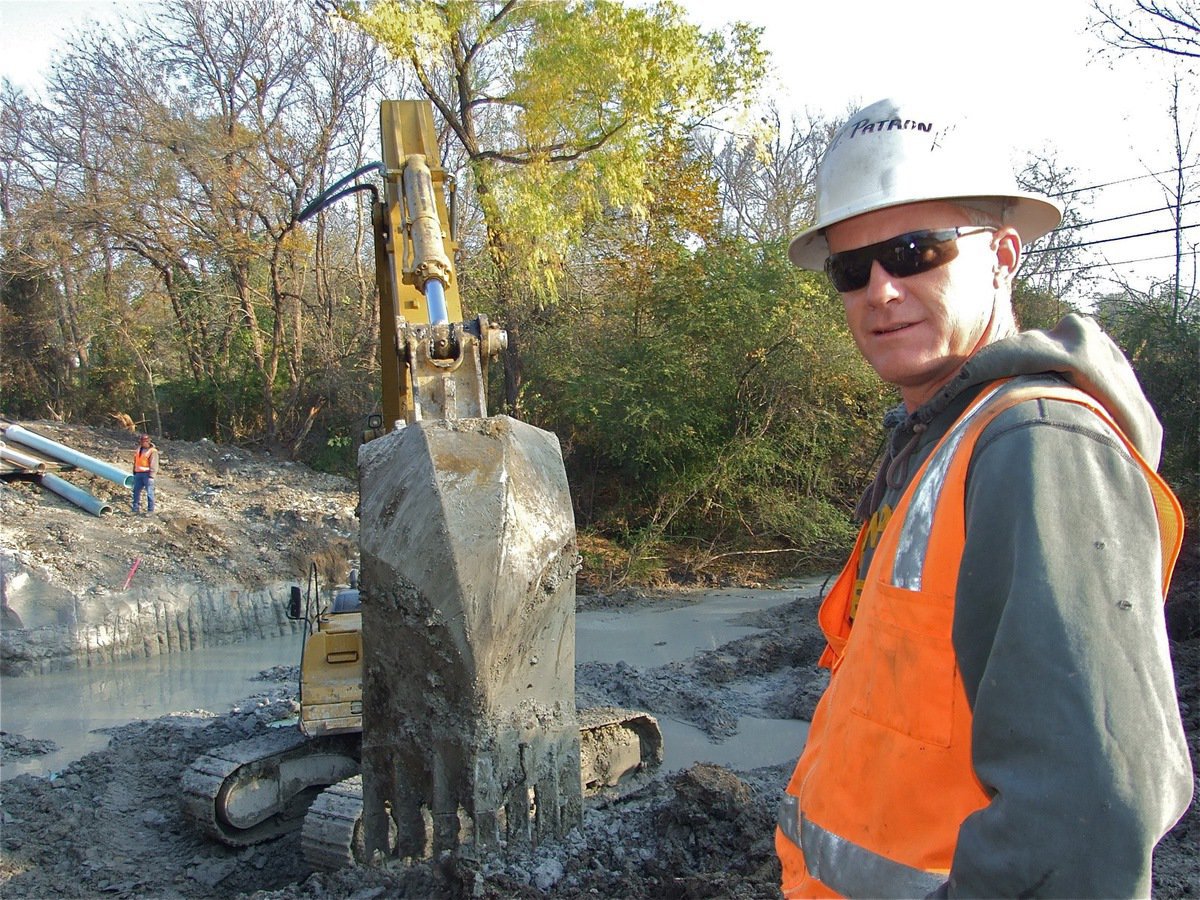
[863, 260, 904, 306]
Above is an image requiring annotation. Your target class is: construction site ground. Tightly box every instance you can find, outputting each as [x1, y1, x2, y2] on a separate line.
[1, 422, 1197, 898]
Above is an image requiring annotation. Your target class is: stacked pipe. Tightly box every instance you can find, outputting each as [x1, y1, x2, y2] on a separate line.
[1, 423, 126, 516]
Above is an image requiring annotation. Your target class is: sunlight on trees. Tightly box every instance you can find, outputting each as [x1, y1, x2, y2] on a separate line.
[337, 0, 767, 409]
[2, 0, 1195, 579]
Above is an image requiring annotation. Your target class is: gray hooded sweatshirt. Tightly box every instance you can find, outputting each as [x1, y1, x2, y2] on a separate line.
[853, 314, 1191, 898]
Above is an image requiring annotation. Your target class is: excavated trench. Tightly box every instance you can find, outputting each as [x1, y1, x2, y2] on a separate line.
[2, 585, 816, 782]
[0, 566, 303, 677]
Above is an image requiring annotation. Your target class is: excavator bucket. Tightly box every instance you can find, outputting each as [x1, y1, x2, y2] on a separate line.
[357, 414, 581, 863]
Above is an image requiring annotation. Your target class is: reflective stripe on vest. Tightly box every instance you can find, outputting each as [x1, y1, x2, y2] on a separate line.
[777, 795, 944, 899]
[892, 378, 1182, 596]
[891, 382, 1007, 590]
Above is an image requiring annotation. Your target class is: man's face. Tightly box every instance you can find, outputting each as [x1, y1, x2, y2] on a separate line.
[140, 438, 150, 447]
[825, 200, 1014, 410]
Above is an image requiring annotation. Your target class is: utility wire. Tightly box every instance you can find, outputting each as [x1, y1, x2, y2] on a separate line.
[1043, 249, 1198, 276]
[1028, 222, 1200, 254]
[1055, 198, 1200, 231]
[1049, 161, 1200, 198]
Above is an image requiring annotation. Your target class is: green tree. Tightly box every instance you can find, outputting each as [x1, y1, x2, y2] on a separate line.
[339, 0, 766, 409]
[529, 233, 889, 585]
[1095, 285, 1199, 511]
[0, 266, 78, 419]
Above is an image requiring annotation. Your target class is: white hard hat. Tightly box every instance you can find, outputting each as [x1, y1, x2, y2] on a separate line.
[788, 98, 1063, 270]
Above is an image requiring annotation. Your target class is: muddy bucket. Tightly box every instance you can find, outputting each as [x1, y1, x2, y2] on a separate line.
[357, 415, 580, 863]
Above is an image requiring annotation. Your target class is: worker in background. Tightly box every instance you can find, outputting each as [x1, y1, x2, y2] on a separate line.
[132, 433, 159, 515]
[776, 97, 1190, 898]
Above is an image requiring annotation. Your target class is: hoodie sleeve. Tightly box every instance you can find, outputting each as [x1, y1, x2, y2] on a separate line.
[947, 397, 1191, 898]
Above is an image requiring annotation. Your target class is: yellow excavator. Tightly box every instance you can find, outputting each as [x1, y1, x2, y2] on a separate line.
[180, 100, 662, 870]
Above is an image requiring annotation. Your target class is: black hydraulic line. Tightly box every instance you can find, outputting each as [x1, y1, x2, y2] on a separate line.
[298, 184, 379, 222]
[298, 162, 384, 222]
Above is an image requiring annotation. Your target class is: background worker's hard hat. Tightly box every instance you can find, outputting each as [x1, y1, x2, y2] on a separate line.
[788, 98, 1064, 271]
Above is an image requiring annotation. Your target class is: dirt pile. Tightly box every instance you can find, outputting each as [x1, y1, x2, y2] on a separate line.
[1, 421, 359, 673]
[0, 423, 1197, 898]
[1, 421, 358, 598]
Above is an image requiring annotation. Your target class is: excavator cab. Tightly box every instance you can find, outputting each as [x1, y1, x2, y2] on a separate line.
[281, 566, 365, 738]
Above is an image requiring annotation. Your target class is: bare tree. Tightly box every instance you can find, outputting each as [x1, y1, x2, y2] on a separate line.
[1090, 2, 1198, 308]
[2, 0, 391, 449]
[700, 104, 836, 244]
[1086, 5, 1198, 509]
[1014, 152, 1095, 303]
[1091, 1, 1200, 59]
[1161, 73, 1199, 312]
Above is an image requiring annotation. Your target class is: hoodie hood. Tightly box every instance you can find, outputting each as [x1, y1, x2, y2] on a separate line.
[855, 314, 1162, 521]
[950, 314, 1161, 464]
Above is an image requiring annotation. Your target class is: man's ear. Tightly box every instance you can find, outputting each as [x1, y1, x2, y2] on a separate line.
[993, 227, 1021, 287]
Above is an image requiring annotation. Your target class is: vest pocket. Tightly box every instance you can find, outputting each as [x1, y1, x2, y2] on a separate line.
[846, 583, 956, 748]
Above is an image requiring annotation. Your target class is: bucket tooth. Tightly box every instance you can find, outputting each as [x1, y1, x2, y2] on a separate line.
[357, 415, 581, 864]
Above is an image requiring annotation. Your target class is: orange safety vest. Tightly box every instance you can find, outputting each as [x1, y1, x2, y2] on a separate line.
[776, 379, 1183, 899]
[133, 446, 156, 474]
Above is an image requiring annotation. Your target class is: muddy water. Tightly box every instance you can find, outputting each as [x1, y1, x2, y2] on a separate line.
[578, 584, 816, 772]
[1, 633, 303, 780]
[2, 585, 815, 781]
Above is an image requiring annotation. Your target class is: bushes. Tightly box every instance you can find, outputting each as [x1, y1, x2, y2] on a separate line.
[524, 238, 890, 583]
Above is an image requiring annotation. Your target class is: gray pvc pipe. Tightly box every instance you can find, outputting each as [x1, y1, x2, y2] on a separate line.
[39, 473, 113, 517]
[3, 424, 133, 488]
[0, 442, 47, 471]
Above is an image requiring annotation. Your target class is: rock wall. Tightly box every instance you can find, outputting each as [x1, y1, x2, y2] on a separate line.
[1, 574, 303, 676]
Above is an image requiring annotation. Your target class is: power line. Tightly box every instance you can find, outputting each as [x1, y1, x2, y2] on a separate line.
[1044, 249, 1198, 276]
[1028, 222, 1200, 254]
[1050, 161, 1200, 198]
[1056, 198, 1200, 232]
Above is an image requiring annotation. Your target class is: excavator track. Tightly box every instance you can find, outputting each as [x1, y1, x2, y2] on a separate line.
[301, 776, 365, 870]
[578, 706, 664, 794]
[180, 728, 359, 847]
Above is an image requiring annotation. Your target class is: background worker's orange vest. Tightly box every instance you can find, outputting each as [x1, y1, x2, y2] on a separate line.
[776, 379, 1184, 898]
[134, 447, 155, 473]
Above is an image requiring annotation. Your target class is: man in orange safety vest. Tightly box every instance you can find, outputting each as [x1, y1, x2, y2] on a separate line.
[132, 433, 159, 514]
[776, 97, 1190, 898]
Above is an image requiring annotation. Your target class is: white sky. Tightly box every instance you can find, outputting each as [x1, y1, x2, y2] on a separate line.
[1, 0, 1194, 293]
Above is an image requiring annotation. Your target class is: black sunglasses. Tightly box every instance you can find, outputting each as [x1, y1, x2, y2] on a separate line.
[824, 227, 996, 292]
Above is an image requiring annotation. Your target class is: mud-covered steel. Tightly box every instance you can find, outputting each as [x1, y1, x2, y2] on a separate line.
[5, 424, 133, 488]
[39, 473, 112, 517]
[299, 611, 365, 737]
[402, 321, 494, 422]
[302, 776, 367, 870]
[577, 707, 664, 793]
[179, 729, 360, 847]
[358, 415, 582, 863]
